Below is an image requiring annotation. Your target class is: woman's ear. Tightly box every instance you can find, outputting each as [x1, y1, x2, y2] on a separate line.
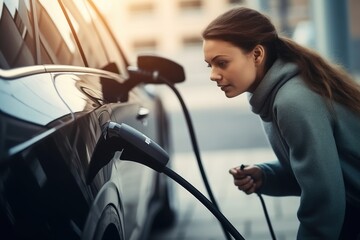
[253, 45, 265, 65]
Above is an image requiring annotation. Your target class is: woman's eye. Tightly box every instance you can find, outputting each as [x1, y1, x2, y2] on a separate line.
[206, 60, 227, 68]
[217, 61, 227, 68]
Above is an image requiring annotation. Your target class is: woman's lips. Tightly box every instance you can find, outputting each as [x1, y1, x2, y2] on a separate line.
[219, 85, 231, 91]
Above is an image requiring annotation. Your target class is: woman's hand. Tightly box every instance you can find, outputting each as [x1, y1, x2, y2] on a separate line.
[229, 165, 263, 194]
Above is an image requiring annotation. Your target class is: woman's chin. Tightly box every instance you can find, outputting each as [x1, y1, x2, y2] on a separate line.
[224, 91, 241, 98]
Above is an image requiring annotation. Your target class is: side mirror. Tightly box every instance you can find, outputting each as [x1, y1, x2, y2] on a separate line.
[137, 55, 185, 84]
[120, 55, 185, 102]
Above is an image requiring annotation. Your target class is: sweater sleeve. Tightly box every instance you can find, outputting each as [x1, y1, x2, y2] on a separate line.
[256, 160, 301, 196]
[274, 83, 345, 240]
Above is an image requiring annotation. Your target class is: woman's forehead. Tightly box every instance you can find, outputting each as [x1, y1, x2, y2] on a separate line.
[203, 40, 242, 60]
[203, 39, 235, 49]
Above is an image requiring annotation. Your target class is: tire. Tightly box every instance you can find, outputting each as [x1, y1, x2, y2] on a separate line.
[93, 205, 124, 240]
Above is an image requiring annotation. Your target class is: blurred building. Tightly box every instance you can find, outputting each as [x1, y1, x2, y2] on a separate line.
[100, 0, 245, 63]
[99, 0, 359, 75]
[102, 0, 308, 60]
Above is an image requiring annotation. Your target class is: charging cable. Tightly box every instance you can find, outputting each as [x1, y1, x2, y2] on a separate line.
[257, 193, 277, 240]
[161, 80, 232, 240]
[240, 164, 277, 240]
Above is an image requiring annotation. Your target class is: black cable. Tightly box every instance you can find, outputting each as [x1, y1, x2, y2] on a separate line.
[257, 193, 277, 240]
[163, 166, 245, 240]
[162, 81, 232, 240]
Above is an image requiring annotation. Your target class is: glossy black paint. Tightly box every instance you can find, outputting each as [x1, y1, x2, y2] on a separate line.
[0, 1, 176, 239]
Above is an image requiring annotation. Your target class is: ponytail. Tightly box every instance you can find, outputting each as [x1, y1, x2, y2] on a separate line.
[275, 36, 360, 114]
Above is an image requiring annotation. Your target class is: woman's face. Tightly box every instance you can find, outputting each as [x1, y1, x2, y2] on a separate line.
[203, 39, 262, 97]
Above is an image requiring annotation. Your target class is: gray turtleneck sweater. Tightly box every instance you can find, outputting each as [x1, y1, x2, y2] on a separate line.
[248, 59, 360, 239]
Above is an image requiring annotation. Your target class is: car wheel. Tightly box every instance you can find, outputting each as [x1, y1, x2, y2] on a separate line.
[93, 205, 124, 240]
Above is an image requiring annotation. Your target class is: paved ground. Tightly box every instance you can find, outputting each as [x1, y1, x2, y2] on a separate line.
[150, 149, 300, 240]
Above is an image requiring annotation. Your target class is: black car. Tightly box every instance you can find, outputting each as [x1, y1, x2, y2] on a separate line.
[0, 0, 183, 239]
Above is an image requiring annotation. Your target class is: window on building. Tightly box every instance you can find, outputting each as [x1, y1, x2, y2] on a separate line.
[178, 0, 203, 14]
[182, 36, 202, 50]
[228, 0, 245, 4]
[128, 3, 154, 17]
[132, 39, 157, 54]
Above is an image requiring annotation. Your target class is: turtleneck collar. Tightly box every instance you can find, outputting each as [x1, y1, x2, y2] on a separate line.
[248, 59, 300, 121]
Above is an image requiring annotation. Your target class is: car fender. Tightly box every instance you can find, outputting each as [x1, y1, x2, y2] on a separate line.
[81, 179, 125, 240]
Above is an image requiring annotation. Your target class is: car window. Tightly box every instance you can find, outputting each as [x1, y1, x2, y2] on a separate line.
[60, 0, 111, 70]
[61, 0, 129, 78]
[35, 0, 84, 66]
[84, 1, 129, 77]
[0, 0, 37, 69]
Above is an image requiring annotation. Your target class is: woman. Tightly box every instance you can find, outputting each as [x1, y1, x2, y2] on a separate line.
[202, 7, 360, 240]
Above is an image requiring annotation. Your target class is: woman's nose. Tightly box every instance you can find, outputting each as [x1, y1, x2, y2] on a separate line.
[210, 70, 222, 82]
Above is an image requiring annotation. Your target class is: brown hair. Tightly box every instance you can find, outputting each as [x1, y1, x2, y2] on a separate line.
[202, 7, 360, 113]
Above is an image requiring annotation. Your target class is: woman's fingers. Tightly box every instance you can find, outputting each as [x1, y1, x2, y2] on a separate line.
[229, 167, 247, 179]
[234, 175, 254, 189]
[242, 183, 257, 194]
[234, 176, 257, 194]
[234, 175, 251, 186]
[229, 165, 261, 194]
[229, 167, 239, 175]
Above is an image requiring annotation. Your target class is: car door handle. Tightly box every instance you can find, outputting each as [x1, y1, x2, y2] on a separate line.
[137, 107, 150, 120]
